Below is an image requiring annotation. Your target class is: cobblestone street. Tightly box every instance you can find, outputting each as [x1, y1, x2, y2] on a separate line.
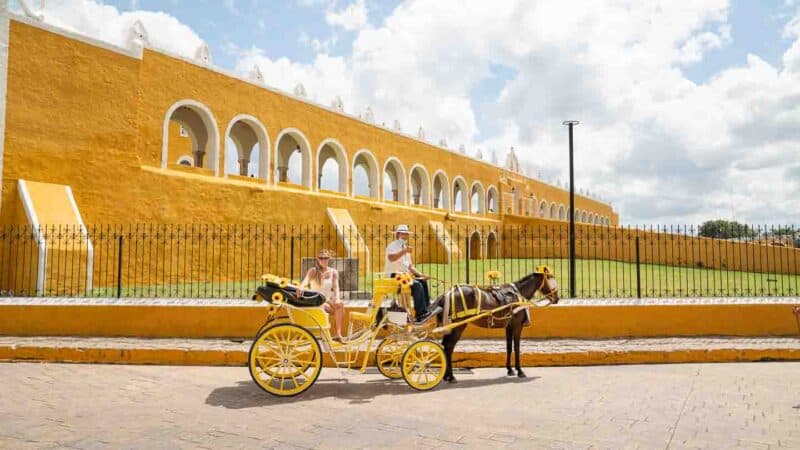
[1, 362, 799, 449]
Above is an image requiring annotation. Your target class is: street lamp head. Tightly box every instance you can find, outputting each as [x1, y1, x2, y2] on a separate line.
[562, 120, 580, 126]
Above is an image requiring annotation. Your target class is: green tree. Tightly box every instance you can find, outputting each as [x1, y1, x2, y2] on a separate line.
[698, 220, 757, 239]
[771, 227, 797, 236]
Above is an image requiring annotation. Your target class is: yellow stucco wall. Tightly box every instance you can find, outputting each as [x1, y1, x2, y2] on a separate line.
[1, 302, 797, 339]
[0, 18, 616, 229]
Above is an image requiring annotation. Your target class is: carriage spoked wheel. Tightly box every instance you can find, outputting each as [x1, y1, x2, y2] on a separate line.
[248, 323, 322, 397]
[376, 337, 409, 379]
[401, 340, 446, 391]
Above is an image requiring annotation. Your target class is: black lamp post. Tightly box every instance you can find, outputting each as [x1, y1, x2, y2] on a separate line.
[562, 120, 579, 298]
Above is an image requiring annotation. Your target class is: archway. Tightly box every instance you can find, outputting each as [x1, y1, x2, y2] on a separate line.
[487, 232, 499, 259]
[432, 171, 450, 210]
[162, 100, 220, 174]
[452, 177, 468, 213]
[549, 203, 558, 219]
[275, 129, 312, 187]
[352, 150, 379, 198]
[409, 164, 431, 206]
[486, 186, 498, 213]
[539, 200, 548, 218]
[224, 115, 269, 179]
[383, 158, 407, 203]
[469, 231, 482, 260]
[558, 205, 566, 220]
[470, 182, 485, 214]
[581, 211, 587, 223]
[317, 139, 348, 193]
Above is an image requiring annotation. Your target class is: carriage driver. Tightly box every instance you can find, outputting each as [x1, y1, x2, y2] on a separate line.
[385, 224, 432, 322]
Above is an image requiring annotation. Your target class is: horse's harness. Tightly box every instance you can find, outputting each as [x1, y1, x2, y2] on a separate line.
[445, 274, 558, 326]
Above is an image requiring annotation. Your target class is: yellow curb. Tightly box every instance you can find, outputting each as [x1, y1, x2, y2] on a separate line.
[1, 345, 799, 367]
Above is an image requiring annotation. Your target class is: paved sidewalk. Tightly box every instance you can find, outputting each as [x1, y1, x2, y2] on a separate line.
[1, 362, 798, 449]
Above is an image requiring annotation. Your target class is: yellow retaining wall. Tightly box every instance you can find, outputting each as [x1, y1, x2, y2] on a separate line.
[1, 303, 797, 339]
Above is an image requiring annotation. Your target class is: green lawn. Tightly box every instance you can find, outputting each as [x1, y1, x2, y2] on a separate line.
[81, 257, 800, 299]
[417, 258, 800, 298]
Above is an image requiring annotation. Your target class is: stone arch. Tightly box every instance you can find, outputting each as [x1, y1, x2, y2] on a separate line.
[409, 164, 431, 207]
[595, 215, 601, 225]
[432, 170, 451, 210]
[176, 155, 193, 166]
[470, 181, 486, 215]
[486, 186, 499, 213]
[383, 157, 407, 203]
[162, 99, 220, 174]
[581, 211, 588, 223]
[223, 114, 270, 180]
[316, 138, 348, 193]
[487, 231, 499, 259]
[275, 128, 312, 188]
[558, 205, 566, 221]
[452, 176, 469, 213]
[549, 202, 558, 219]
[588, 213, 595, 224]
[468, 230, 482, 260]
[539, 200, 548, 218]
[352, 149, 380, 199]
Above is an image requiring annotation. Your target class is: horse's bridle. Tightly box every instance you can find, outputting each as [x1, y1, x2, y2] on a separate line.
[510, 274, 559, 303]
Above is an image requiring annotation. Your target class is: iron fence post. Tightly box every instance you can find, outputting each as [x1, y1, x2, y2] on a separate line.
[635, 236, 641, 299]
[465, 236, 470, 284]
[116, 235, 124, 299]
[290, 236, 295, 282]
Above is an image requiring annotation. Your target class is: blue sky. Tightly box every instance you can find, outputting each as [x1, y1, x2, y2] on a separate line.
[20, 0, 800, 224]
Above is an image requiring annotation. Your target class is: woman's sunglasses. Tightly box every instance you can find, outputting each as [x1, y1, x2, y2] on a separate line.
[317, 256, 330, 260]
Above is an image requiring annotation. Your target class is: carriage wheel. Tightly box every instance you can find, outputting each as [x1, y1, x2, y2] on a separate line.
[248, 323, 321, 397]
[401, 340, 446, 391]
[376, 337, 408, 379]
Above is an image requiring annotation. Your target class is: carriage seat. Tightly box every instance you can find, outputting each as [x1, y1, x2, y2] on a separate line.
[255, 282, 326, 307]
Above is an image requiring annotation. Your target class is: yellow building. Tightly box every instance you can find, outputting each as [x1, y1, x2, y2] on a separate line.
[0, 7, 624, 294]
[1, 7, 798, 299]
[0, 10, 616, 230]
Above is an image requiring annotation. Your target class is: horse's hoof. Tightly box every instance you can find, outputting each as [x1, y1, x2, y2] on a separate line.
[517, 370, 527, 378]
[507, 369, 516, 376]
[444, 374, 457, 383]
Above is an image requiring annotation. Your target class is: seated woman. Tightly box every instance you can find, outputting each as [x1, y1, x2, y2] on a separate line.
[296, 249, 344, 341]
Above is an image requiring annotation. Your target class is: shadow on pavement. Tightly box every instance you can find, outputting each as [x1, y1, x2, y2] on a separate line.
[206, 374, 539, 409]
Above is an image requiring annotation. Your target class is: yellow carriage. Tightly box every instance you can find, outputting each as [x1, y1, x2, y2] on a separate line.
[248, 268, 556, 397]
[248, 272, 445, 396]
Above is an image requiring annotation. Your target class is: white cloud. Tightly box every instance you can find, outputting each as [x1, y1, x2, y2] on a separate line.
[325, 0, 368, 31]
[40, 0, 203, 58]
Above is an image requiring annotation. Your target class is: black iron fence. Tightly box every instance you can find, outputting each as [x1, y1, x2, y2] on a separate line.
[0, 224, 798, 299]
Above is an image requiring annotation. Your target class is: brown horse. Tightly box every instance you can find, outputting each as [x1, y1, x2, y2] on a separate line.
[433, 270, 559, 383]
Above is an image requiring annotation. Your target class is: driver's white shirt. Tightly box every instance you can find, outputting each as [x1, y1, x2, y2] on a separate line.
[385, 239, 411, 275]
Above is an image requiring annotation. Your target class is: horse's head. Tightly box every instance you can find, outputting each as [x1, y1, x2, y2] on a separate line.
[536, 272, 560, 304]
[523, 266, 559, 305]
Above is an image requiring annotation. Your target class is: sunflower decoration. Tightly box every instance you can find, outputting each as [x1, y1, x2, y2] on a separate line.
[486, 270, 502, 283]
[278, 278, 289, 288]
[271, 292, 284, 303]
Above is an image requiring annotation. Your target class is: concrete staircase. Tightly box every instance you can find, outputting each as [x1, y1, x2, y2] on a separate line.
[429, 220, 462, 263]
[326, 208, 369, 274]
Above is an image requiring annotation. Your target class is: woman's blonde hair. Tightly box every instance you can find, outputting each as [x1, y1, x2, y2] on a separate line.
[313, 249, 332, 286]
